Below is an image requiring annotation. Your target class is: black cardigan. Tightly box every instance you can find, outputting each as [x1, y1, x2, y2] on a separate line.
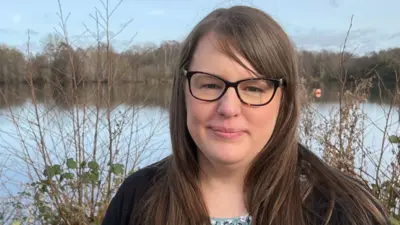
[101, 154, 391, 225]
[101, 159, 165, 225]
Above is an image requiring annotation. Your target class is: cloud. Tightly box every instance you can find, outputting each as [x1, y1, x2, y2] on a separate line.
[329, 0, 340, 8]
[388, 32, 400, 40]
[12, 14, 21, 24]
[27, 13, 57, 25]
[147, 9, 165, 16]
[0, 28, 20, 35]
[0, 28, 39, 37]
[290, 27, 378, 53]
[291, 26, 400, 54]
[28, 29, 40, 36]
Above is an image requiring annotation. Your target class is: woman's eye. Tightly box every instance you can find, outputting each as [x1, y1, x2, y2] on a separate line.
[201, 84, 221, 89]
[244, 86, 264, 92]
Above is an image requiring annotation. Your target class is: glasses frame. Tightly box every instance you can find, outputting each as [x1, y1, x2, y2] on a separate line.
[183, 69, 285, 106]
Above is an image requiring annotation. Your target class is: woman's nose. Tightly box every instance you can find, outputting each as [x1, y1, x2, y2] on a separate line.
[216, 87, 242, 118]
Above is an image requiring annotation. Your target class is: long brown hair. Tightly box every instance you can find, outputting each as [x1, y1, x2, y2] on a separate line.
[131, 5, 389, 225]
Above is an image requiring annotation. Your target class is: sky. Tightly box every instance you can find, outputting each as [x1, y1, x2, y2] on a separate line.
[0, 0, 399, 55]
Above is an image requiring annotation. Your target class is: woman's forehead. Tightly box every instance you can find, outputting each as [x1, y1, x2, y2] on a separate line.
[189, 33, 259, 79]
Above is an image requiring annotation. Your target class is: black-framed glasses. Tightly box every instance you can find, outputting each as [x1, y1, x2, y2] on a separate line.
[183, 69, 284, 106]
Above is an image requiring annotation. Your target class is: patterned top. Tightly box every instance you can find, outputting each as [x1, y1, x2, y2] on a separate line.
[210, 214, 252, 225]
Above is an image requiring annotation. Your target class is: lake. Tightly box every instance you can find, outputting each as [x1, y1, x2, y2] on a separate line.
[0, 82, 399, 198]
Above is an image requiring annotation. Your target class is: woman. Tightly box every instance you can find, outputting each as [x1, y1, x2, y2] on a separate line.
[102, 5, 390, 225]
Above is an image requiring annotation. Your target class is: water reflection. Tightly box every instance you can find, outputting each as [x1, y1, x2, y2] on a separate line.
[309, 82, 399, 105]
[0, 82, 398, 110]
[0, 82, 172, 110]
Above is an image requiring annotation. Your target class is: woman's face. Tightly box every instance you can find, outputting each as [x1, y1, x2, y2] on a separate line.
[185, 32, 283, 168]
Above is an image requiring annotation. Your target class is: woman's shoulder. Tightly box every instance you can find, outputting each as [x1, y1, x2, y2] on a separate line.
[120, 157, 168, 191]
[101, 157, 169, 225]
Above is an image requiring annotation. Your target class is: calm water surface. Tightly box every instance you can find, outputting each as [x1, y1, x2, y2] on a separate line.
[0, 83, 398, 197]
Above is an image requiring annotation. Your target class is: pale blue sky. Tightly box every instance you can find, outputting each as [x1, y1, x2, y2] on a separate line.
[1, 0, 399, 55]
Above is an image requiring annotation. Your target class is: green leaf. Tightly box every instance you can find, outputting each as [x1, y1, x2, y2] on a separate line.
[88, 161, 99, 170]
[80, 161, 87, 168]
[81, 172, 90, 183]
[53, 164, 62, 175]
[111, 164, 124, 175]
[389, 135, 400, 144]
[40, 184, 48, 193]
[15, 202, 23, 209]
[89, 172, 99, 183]
[18, 191, 31, 197]
[44, 165, 61, 178]
[11, 220, 21, 225]
[38, 205, 46, 213]
[82, 171, 99, 183]
[43, 167, 51, 178]
[66, 158, 77, 169]
[61, 172, 74, 180]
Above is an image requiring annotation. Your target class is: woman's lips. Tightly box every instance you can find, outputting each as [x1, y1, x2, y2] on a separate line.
[208, 126, 246, 139]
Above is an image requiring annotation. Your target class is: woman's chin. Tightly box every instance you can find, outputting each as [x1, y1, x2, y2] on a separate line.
[206, 147, 248, 166]
[196, 137, 254, 167]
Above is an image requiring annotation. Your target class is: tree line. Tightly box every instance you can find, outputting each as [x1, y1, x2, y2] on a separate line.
[0, 34, 399, 85]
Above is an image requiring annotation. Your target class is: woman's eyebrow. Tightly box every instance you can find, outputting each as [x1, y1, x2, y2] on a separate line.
[190, 68, 260, 81]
